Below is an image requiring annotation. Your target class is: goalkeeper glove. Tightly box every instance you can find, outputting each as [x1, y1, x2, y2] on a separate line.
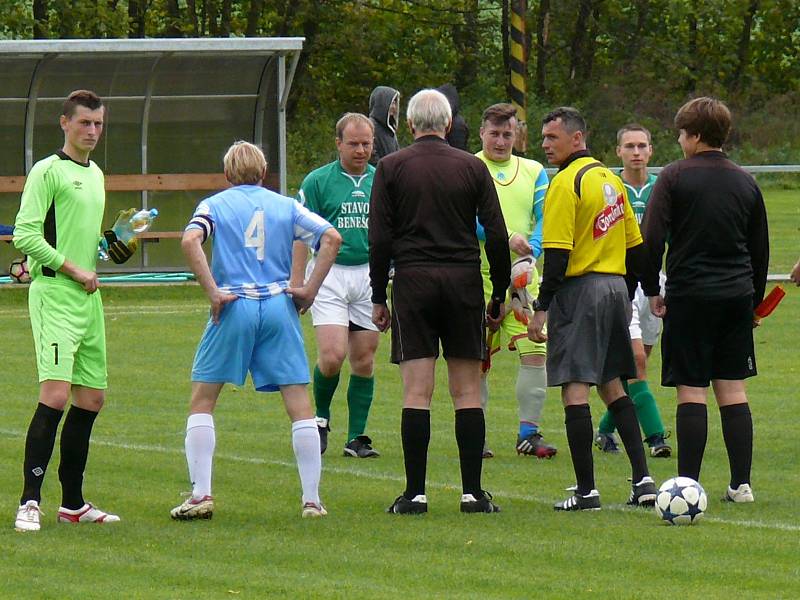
[103, 230, 137, 264]
[509, 256, 534, 325]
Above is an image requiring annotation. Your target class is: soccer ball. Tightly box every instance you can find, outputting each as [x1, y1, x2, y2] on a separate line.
[655, 477, 707, 525]
[8, 257, 31, 283]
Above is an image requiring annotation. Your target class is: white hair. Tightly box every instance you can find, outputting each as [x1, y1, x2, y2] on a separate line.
[406, 89, 452, 133]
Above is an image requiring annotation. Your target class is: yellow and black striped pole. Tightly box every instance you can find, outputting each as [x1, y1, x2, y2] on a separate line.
[510, 0, 527, 153]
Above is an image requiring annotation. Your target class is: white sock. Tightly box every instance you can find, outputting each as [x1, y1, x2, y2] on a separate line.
[517, 364, 547, 424]
[292, 419, 321, 505]
[185, 413, 215, 499]
[480, 376, 489, 412]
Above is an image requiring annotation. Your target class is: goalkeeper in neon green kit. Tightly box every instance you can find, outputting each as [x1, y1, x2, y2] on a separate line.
[476, 103, 557, 458]
[13, 90, 136, 533]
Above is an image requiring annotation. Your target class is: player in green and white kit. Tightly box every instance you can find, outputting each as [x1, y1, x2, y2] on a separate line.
[12, 90, 135, 532]
[595, 124, 671, 457]
[291, 113, 381, 458]
[476, 103, 557, 458]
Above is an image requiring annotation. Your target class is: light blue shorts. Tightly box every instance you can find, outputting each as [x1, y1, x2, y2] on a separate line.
[191, 294, 310, 392]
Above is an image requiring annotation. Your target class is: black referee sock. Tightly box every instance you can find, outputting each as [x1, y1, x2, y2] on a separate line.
[564, 404, 595, 496]
[676, 402, 707, 482]
[720, 403, 753, 488]
[401, 408, 430, 499]
[21, 403, 64, 505]
[58, 405, 99, 510]
[455, 408, 485, 497]
[608, 395, 649, 484]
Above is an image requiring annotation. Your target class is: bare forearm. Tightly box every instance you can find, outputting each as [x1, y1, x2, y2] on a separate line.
[182, 238, 217, 298]
[291, 241, 309, 287]
[305, 230, 341, 293]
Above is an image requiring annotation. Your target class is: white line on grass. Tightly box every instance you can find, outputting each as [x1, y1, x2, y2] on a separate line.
[1, 427, 797, 532]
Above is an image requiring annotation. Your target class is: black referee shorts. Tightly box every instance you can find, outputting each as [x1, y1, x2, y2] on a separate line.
[661, 294, 757, 387]
[389, 265, 486, 364]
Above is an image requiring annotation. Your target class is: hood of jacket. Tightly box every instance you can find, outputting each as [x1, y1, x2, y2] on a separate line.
[436, 83, 460, 115]
[369, 86, 400, 133]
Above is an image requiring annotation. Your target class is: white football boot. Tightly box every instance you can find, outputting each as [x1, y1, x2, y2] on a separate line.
[15, 500, 43, 532]
[724, 483, 754, 503]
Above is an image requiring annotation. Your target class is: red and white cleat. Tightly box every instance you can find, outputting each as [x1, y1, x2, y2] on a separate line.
[57, 503, 121, 524]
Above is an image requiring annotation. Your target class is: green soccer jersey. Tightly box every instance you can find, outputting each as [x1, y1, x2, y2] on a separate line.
[623, 172, 658, 225]
[13, 152, 105, 287]
[297, 160, 374, 265]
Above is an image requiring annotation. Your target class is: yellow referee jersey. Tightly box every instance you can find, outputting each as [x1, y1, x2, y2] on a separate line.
[542, 156, 642, 277]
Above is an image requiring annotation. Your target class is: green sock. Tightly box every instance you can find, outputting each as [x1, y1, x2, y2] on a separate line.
[313, 365, 340, 421]
[346, 374, 374, 441]
[598, 410, 616, 434]
[628, 380, 665, 439]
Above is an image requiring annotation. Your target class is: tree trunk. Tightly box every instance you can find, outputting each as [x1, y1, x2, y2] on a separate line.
[186, 0, 199, 36]
[569, 0, 593, 81]
[246, 0, 264, 37]
[535, 0, 550, 97]
[285, 3, 319, 117]
[630, 0, 649, 57]
[219, 0, 233, 37]
[684, 1, 698, 94]
[579, 0, 604, 81]
[33, 0, 49, 39]
[208, 0, 219, 36]
[164, 0, 182, 37]
[277, 0, 300, 37]
[453, 0, 479, 93]
[128, 0, 145, 37]
[730, 0, 760, 93]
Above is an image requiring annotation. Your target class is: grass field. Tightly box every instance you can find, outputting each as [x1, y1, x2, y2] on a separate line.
[1, 284, 799, 599]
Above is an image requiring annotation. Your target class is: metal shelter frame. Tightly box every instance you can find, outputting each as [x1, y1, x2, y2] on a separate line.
[0, 38, 304, 272]
[0, 37, 303, 194]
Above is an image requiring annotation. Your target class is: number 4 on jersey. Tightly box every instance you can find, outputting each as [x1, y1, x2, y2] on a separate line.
[244, 210, 265, 261]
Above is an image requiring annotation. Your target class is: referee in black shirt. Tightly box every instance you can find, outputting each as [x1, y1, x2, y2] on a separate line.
[641, 97, 769, 503]
[369, 88, 510, 515]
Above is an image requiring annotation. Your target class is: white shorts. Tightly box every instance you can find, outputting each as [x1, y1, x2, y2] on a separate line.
[629, 273, 666, 346]
[306, 261, 378, 331]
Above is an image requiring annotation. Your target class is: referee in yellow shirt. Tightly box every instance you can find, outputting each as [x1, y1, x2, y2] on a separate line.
[528, 107, 657, 511]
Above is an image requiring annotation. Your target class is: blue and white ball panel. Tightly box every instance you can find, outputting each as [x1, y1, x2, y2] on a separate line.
[191, 294, 310, 392]
[655, 476, 707, 525]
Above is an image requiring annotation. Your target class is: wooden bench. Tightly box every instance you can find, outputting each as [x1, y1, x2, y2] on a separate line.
[0, 172, 279, 243]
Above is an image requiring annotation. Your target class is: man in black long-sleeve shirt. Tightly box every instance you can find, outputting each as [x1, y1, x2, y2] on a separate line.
[369, 88, 510, 515]
[641, 96, 769, 504]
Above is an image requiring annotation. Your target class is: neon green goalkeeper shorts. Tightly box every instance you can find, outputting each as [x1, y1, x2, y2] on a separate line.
[482, 260, 547, 358]
[28, 279, 107, 389]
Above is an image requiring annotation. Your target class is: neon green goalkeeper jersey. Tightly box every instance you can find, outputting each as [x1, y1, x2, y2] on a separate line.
[297, 159, 375, 265]
[14, 151, 105, 287]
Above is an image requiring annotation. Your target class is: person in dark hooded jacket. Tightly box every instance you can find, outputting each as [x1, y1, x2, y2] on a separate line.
[437, 83, 470, 152]
[368, 86, 400, 165]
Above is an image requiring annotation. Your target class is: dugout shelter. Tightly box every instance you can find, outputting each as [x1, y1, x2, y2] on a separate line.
[0, 37, 304, 272]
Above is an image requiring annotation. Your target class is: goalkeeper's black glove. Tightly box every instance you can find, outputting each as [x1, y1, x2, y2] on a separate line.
[103, 230, 137, 264]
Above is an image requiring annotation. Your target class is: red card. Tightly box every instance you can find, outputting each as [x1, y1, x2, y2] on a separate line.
[754, 285, 786, 319]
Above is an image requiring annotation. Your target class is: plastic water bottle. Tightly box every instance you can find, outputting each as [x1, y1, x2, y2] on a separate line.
[113, 208, 159, 245]
[98, 238, 110, 261]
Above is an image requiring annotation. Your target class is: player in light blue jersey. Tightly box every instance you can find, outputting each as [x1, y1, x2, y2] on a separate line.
[171, 142, 342, 521]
